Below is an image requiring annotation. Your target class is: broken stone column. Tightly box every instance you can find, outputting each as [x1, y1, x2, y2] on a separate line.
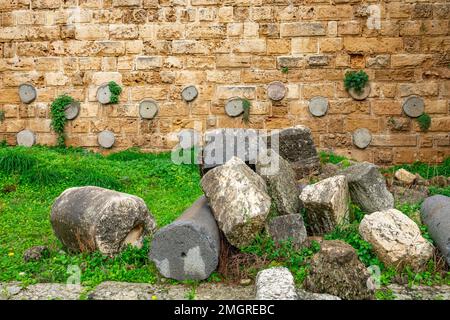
[51, 186, 156, 256]
[339, 162, 394, 213]
[267, 126, 320, 179]
[149, 196, 220, 281]
[421, 195, 450, 266]
[299, 175, 350, 235]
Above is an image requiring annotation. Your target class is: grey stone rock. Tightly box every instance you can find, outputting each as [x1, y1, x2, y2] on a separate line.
[359, 209, 434, 271]
[304, 240, 374, 300]
[353, 128, 372, 149]
[225, 97, 244, 117]
[139, 99, 158, 119]
[429, 176, 449, 187]
[51, 186, 156, 256]
[267, 214, 307, 248]
[23, 246, 49, 262]
[296, 289, 341, 300]
[201, 157, 271, 248]
[386, 284, 450, 300]
[308, 96, 328, 117]
[421, 195, 450, 266]
[255, 267, 298, 300]
[181, 85, 198, 102]
[16, 129, 36, 147]
[98, 130, 115, 149]
[403, 96, 425, 118]
[299, 175, 350, 235]
[150, 196, 220, 281]
[256, 151, 301, 216]
[318, 163, 339, 180]
[268, 126, 320, 179]
[8, 283, 82, 300]
[339, 162, 394, 213]
[307, 55, 329, 66]
[267, 81, 286, 101]
[391, 185, 429, 205]
[18, 83, 37, 104]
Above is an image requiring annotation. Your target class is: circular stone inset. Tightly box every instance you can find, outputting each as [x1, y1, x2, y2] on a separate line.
[353, 128, 372, 149]
[267, 81, 286, 101]
[348, 84, 371, 101]
[139, 99, 159, 119]
[64, 101, 80, 120]
[178, 129, 201, 150]
[403, 96, 425, 118]
[225, 97, 244, 117]
[96, 84, 112, 105]
[19, 84, 37, 104]
[181, 85, 198, 102]
[309, 96, 329, 117]
[98, 130, 115, 149]
[16, 129, 36, 147]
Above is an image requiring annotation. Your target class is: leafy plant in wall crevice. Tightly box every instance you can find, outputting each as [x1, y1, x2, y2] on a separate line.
[416, 113, 431, 132]
[50, 95, 75, 147]
[242, 99, 251, 125]
[344, 70, 369, 94]
[108, 81, 123, 104]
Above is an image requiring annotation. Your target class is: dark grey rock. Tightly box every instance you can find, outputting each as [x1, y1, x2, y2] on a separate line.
[268, 126, 320, 179]
[421, 195, 450, 266]
[391, 185, 429, 205]
[307, 55, 329, 66]
[339, 162, 394, 213]
[150, 196, 220, 281]
[267, 214, 307, 248]
[23, 246, 49, 262]
[304, 240, 374, 300]
[51, 186, 156, 256]
[256, 151, 301, 216]
[256, 267, 298, 300]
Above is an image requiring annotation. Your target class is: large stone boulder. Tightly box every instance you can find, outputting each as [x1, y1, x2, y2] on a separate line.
[421, 195, 450, 266]
[201, 157, 272, 248]
[304, 240, 373, 300]
[359, 209, 434, 271]
[51, 186, 156, 256]
[149, 196, 220, 281]
[267, 126, 320, 179]
[255, 267, 298, 300]
[267, 214, 307, 248]
[256, 151, 301, 216]
[340, 162, 394, 213]
[299, 175, 350, 235]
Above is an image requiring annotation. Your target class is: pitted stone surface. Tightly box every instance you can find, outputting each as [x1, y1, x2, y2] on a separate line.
[267, 214, 307, 248]
[181, 85, 198, 102]
[403, 96, 425, 118]
[51, 186, 156, 256]
[387, 284, 450, 300]
[308, 96, 328, 117]
[1, 283, 82, 300]
[299, 175, 350, 235]
[139, 99, 158, 119]
[150, 196, 220, 281]
[98, 130, 115, 148]
[267, 81, 286, 101]
[353, 128, 372, 149]
[359, 209, 434, 271]
[64, 101, 80, 120]
[421, 195, 450, 265]
[16, 129, 36, 147]
[19, 84, 37, 104]
[256, 267, 298, 300]
[296, 289, 341, 300]
[201, 157, 271, 248]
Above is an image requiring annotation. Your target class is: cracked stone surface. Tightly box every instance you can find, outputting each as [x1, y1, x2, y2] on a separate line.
[387, 284, 450, 300]
[0, 282, 82, 300]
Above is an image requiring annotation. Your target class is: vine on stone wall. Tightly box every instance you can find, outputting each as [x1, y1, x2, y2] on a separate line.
[108, 81, 123, 104]
[50, 95, 74, 147]
[242, 99, 251, 125]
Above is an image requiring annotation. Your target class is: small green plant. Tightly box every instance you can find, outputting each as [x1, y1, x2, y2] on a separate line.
[416, 113, 431, 132]
[108, 81, 123, 104]
[242, 99, 251, 124]
[344, 70, 369, 94]
[0, 110, 5, 122]
[50, 95, 75, 147]
[281, 66, 289, 74]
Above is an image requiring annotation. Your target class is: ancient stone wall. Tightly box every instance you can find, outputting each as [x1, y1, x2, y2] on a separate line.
[0, 0, 449, 164]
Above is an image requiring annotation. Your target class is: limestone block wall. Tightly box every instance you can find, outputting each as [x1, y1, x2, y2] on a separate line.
[0, 0, 449, 164]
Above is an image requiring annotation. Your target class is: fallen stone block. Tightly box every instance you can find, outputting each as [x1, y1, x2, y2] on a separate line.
[267, 214, 307, 248]
[421, 195, 450, 266]
[359, 209, 434, 271]
[394, 168, 416, 185]
[201, 157, 272, 248]
[150, 196, 220, 281]
[255, 267, 298, 300]
[340, 162, 394, 213]
[299, 175, 350, 235]
[51, 186, 156, 256]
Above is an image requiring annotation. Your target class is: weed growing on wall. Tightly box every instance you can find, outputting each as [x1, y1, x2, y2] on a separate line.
[344, 70, 369, 93]
[416, 113, 431, 132]
[242, 99, 251, 124]
[50, 95, 75, 147]
[108, 81, 123, 104]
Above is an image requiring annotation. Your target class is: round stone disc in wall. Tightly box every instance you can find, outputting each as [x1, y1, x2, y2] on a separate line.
[267, 81, 286, 101]
[348, 84, 371, 101]
[403, 96, 425, 118]
[98, 130, 115, 149]
[96, 84, 112, 105]
[16, 129, 36, 147]
[181, 85, 198, 102]
[64, 101, 80, 120]
[353, 128, 372, 149]
[225, 97, 244, 117]
[19, 84, 37, 104]
[309, 96, 329, 117]
[139, 99, 159, 119]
